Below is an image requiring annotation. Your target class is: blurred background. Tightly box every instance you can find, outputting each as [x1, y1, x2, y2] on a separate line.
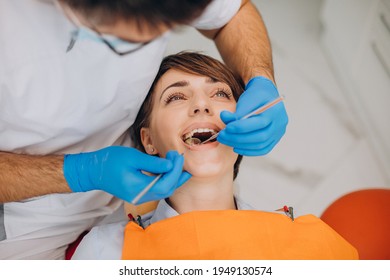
[165, 0, 390, 217]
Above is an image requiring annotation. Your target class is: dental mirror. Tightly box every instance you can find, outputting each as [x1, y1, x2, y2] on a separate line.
[185, 137, 201, 146]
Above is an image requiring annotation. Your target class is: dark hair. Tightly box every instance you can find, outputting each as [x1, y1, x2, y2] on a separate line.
[130, 52, 244, 180]
[60, 0, 212, 28]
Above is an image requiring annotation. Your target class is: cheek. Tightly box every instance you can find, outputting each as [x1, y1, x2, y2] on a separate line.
[150, 123, 171, 153]
[230, 102, 237, 112]
[216, 102, 236, 115]
[149, 111, 182, 154]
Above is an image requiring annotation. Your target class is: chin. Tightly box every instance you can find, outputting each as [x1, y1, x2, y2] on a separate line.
[184, 161, 225, 178]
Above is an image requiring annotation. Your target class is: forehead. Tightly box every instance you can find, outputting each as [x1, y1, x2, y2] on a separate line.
[161, 69, 205, 83]
[155, 69, 226, 92]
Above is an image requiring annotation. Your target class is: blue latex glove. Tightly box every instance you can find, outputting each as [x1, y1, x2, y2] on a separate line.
[63, 146, 191, 204]
[218, 76, 288, 156]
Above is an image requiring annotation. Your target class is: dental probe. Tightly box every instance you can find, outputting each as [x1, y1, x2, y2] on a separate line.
[199, 95, 285, 145]
[131, 152, 186, 205]
[131, 173, 162, 205]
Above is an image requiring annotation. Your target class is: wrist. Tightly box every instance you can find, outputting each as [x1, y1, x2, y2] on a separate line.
[246, 76, 277, 90]
[242, 67, 275, 85]
[63, 153, 93, 193]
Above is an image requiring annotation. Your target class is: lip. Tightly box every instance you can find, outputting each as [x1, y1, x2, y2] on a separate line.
[180, 121, 222, 150]
[183, 139, 219, 150]
[181, 122, 221, 137]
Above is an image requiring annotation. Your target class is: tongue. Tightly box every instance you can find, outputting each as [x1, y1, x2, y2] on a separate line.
[193, 132, 212, 142]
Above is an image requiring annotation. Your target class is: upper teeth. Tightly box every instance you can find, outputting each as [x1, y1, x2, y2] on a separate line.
[183, 128, 217, 140]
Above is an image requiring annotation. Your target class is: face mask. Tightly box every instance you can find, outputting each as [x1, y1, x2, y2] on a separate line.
[72, 27, 144, 52]
[56, 0, 144, 53]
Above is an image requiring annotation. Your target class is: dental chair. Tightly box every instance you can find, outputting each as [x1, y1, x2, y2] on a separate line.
[320, 188, 390, 260]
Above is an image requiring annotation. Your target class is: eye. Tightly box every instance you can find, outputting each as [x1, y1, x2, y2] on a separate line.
[213, 88, 233, 99]
[164, 92, 187, 104]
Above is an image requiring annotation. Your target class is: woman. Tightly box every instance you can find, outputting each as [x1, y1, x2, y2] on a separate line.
[72, 52, 358, 260]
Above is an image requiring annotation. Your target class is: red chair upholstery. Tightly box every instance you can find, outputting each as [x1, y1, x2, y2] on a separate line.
[321, 188, 390, 260]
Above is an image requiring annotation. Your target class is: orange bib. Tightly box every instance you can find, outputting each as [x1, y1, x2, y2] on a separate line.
[122, 210, 358, 260]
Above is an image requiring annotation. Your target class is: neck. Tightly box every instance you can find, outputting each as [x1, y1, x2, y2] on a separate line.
[168, 173, 236, 214]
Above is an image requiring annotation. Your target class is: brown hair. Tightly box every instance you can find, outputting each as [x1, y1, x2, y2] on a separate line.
[130, 52, 244, 180]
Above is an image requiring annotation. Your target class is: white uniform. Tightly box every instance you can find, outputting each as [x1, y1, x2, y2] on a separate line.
[0, 0, 241, 259]
[72, 198, 254, 260]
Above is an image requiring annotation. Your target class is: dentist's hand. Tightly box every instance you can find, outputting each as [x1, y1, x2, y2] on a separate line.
[218, 76, 288, 156]
[63, 147, 191, 204]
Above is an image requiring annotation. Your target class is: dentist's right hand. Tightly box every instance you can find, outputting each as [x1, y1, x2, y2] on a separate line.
[63, 146, 191, 204]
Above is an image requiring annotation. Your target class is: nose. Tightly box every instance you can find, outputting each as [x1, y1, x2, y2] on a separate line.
[190, 95, 213, 116]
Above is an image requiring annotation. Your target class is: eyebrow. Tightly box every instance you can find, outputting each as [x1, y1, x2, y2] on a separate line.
[160, 77, 216, 100]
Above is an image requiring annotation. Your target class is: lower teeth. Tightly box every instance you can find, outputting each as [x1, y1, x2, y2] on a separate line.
[185, 137, 201, 146]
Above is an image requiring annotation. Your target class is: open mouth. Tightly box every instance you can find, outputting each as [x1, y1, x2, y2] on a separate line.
[182, 128, 219, 145]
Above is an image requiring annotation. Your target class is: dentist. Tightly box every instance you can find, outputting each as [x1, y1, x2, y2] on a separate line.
[0, 0, 288, 259]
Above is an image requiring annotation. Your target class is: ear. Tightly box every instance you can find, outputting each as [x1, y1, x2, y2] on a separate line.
[140, 127, 158, 155]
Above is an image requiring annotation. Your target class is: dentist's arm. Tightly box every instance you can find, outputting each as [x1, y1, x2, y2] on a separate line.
[200, 0, 274, 83]
[0, 148, 190, 204]
[199, 0, 288, 156]
[0, 151, 68, 202]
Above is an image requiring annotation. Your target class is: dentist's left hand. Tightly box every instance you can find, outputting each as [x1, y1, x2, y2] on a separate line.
[63, 146, 191, 204]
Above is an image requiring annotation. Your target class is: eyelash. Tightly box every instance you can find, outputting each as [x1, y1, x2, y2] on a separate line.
[213, 88, 233, 99]
[164, 92, 187, 104]
[163, 88, 233, 105]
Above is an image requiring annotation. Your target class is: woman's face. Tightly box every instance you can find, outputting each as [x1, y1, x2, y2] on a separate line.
[141, 69, 238, 178]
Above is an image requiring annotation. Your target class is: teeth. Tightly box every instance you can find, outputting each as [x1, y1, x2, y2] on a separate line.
[183, 128, 217, 140]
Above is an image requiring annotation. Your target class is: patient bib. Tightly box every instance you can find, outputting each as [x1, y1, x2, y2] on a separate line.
[121, 210, 358, 260]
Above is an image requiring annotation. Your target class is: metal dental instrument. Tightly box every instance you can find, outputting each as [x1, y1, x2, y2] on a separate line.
[131, 152, 186, 205]
[200, 95, 285, 145]
[131, 173, 162, 205]
[185, 138, 201, 146]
